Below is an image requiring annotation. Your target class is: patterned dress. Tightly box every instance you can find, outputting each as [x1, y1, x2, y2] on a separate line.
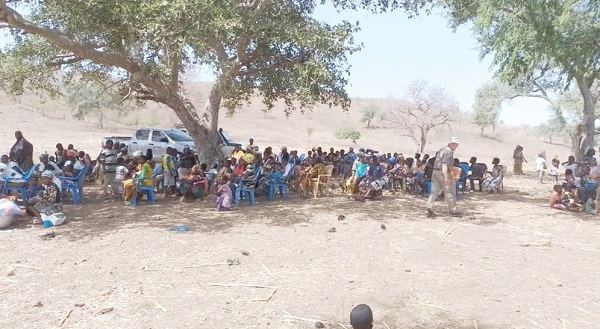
[34, 183, 63, 215]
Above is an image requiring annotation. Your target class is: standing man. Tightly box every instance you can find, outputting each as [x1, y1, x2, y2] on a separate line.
[426, 137, 462, 217]
[10, 131, 34, 171]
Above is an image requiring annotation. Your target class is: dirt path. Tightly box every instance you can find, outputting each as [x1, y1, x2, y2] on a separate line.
[1, 174, 600, 328]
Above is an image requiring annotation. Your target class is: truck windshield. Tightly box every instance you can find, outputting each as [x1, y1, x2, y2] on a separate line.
[165, 130, 194, 142]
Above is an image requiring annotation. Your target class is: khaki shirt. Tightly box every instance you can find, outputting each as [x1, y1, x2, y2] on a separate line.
[433, 146, 454, 173]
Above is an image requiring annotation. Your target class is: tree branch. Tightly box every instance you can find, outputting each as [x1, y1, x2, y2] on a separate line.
[0, 1, 164, 92]
[48, 55, 82, 67]
[236, 58, 304, 77]
[236, 36, 251, 65]
[169, 52, 180, 92]
[207, 36, 229, 63]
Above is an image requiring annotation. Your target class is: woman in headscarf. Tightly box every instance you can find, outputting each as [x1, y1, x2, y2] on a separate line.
[26, 171, 62, 224]
[513, 145, 526, 175]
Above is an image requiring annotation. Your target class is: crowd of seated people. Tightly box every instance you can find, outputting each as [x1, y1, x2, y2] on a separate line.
[546, 149, 600, 214]
[1, 131, 97, 224]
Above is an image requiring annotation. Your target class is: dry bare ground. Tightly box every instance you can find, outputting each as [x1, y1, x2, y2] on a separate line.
[2, 173, 600, 329]
[2, 92, 599, 328]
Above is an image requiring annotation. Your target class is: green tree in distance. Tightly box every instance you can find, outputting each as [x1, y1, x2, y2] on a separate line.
[335, 127, 361, 144]
[360, 104, 379, 128]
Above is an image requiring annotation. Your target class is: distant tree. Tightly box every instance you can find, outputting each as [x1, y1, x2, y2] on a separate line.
[335, 127, 361, 144]
[306, 127, 315, 142]
[360, 105, 379, 128]
[472, 80, 516, 134]
[65, 81, 133, 129]
[382, 80, 458, 153]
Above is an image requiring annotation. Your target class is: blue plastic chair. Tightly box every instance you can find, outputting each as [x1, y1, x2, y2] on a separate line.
[586, 182, 597, 192]
[59, 165, 89, 205]
[131, 170, 159, 206]
[457, 163, 470, 195]
[425, 180, 432, 195]
[267, 166, 294, 201]
[235, 172, 259, 206]
[2, 166, 36, 205]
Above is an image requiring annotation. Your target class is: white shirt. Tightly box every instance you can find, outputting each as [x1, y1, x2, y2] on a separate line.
[0, 163, 22, 180]
[283, 163, 293, 177]
[7, 161, 24, 175]
[114, 165, 129, 181]
[535, 157, 546, 171]
[37, 161, 63, 175]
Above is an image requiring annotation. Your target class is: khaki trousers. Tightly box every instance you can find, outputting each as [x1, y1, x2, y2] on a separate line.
[426, 170, 457, 212]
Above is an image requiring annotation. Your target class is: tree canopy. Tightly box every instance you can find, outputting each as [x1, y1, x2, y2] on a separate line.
[335, 127, 361, 144]
[0, 0, 430, 160]
[359, 104, 379, 128]
[444, 0, 600, 158]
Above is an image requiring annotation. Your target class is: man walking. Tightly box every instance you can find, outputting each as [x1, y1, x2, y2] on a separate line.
[426, 137, 462, 217]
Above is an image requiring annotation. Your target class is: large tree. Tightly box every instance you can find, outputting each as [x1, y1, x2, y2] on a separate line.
[444, 0, 600, 160]
[0, 0, 425, 161]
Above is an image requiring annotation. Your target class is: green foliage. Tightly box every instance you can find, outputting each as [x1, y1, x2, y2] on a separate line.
[444, 0, 600, 157]
[360, 104, 379, 127]
[0, 0, 376, 117]
[471, 80, 516, 134]
[335, 127, 361, 144]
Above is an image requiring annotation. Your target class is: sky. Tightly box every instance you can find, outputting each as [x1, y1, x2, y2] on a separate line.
[0, 4, 552, 126]
[312, 5, 551, 126]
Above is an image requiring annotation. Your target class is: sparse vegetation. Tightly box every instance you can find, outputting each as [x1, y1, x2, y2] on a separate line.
[335, 127, 361, 144]
[382, 80, 458, 153]
[360, 105, 379, 128]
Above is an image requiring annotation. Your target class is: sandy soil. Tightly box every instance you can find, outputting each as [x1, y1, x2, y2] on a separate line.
[1, 171, 600, 329]
[2, 92, 598, 328]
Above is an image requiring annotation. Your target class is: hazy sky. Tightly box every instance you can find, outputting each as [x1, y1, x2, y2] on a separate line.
[0, 4, 552, 126]
[313, 6, 551, 126]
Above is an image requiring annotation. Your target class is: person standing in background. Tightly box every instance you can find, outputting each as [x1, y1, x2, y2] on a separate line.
[10, 131, 34, 171]
[513, 145, 526, 175]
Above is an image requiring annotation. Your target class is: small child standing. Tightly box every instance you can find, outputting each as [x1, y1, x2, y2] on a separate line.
[216, 178, 233, 211]
[550, 158, 560, 184]
[113, 158, 129, 200]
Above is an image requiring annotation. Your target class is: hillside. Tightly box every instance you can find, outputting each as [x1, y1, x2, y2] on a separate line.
[0, 84, 571, 170]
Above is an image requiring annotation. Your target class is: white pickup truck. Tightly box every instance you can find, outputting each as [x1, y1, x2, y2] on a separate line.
[102, 128, 252, 161]
[102, 128, 197, 162]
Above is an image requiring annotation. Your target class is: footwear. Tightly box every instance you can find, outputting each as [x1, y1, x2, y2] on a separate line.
[426, 209, 435, 217]
[449, 210, 463, 217]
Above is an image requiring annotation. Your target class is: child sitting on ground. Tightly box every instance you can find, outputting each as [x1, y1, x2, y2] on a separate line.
[549, 184, 579, 211]
[350, 304, 373, 329]
[216, 178, 233, 211]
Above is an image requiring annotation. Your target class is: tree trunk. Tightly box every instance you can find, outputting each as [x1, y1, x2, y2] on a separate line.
[480, 127, 484, 135]
[419, 128, 427, 154]
[575, 76, 596, 161]
[367, 120, 370, 128]
[163, 87, 223, 164]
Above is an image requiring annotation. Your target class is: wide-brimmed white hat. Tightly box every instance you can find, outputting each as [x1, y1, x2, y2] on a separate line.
[449, 137, 460, 145]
